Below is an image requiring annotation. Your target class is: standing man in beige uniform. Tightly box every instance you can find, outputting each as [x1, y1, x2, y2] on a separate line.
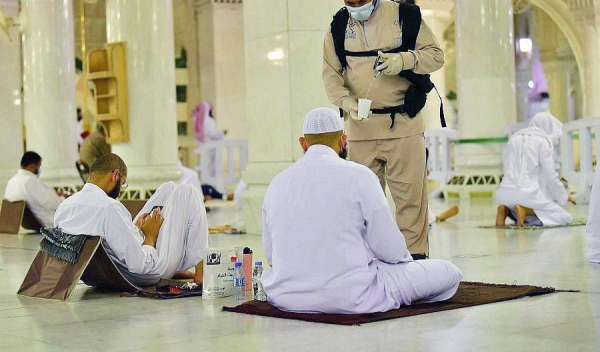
[323, 0, 444, 258]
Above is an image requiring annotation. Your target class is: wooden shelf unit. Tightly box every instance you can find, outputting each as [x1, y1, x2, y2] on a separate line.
[87, 42, 129, 143]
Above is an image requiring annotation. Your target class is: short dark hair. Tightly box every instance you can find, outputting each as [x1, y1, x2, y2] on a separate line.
[90, 153, 127, 176]
[21, 151, 41, 168]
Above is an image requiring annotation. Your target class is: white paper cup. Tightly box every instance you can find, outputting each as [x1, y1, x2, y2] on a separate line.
[358, 98, 372, 120]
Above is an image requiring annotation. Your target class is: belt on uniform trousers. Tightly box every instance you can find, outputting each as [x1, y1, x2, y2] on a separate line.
[370, 105, 408, 130]
[338, 104, 408, 130]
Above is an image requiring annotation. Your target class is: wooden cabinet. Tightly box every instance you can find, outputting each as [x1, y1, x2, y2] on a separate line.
[87, 42, 129, 143]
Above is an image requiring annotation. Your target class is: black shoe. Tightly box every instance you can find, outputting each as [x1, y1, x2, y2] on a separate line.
[411, 253, 428, 260]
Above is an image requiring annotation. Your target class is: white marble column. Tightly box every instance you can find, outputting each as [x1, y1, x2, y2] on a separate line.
[514, 9, 534, 123]
[567, 1, 600, 118]
[579, 24, 600, 118]
[21, 0, 80, 189]
[241, 0, 342, 235]
[0, 0, 23, 196]
[106, 0, 180, 193]
[543, 59, 572, 122]
[515, 67, 532, 122]
[455, 0, 517, 170]
[420, 1, 454, 130]
[196, 0, 247, 141]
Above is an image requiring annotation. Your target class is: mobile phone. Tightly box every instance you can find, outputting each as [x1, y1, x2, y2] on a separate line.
[150, 205, 163, 212]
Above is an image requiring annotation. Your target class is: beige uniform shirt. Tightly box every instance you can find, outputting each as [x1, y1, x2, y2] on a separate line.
[323, 0, 444, 141]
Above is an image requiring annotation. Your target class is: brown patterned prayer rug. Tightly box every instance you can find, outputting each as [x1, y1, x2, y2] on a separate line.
[222, 282, 575, 326]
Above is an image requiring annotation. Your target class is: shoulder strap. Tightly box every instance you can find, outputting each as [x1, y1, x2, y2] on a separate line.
[398, 2, 422, 51]
[397, 3, 447, 128]
[330, 7, 350, 72]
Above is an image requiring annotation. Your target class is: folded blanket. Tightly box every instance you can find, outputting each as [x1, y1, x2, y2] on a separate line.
[39, 227, 87, 264]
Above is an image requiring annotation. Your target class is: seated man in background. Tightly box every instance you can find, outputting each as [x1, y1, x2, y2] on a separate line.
[54, 153, 209, 285]
[496, 112, 575, 227]
[261, 108, 462, 314]
[5, 151, 65, 227]
[79, 124, 111, 167]
[177, 147, 233, 204]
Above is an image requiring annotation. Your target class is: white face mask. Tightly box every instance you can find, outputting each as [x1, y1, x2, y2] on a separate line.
[346, 1, 375, 21]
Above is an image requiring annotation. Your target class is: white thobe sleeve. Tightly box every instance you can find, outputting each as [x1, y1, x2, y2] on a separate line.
[262, 204, 273, 267]
[26, 179, 63, 211]
[359, 172, 412, 264]
[587, 166, 600, 263]
[539, 146, 568, 205]
[103, 203, 161, 275]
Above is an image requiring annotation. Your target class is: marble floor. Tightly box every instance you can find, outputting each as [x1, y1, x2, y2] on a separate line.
[0, 197, 598, 352]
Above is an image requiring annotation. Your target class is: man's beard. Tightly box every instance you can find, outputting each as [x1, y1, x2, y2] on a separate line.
[338, 145, 348, 159]
[108, 181, 121, 199]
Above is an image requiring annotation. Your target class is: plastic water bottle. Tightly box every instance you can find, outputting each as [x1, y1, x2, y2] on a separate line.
[252, 262, 262, 296]
[253, 261, 267, 301]
[233, 262, 246, 300]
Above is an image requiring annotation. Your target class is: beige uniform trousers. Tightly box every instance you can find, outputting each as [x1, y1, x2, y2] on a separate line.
[349, 134, 428, 255]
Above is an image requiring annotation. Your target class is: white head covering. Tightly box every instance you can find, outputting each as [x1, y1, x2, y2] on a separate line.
[303, 107, 344, 134]
[529, 112, 563, 143]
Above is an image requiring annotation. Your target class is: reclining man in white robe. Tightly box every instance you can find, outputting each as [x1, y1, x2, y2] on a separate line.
[261, 107, 462, 314]
[496, 112, 575, 227]
[586, 165, 600, 263]
[54, 153, 209, 285]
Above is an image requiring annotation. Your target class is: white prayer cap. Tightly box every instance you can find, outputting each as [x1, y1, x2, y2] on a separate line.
[303, 107, 344, 134]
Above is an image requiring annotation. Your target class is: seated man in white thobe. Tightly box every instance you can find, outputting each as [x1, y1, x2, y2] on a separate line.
[586, 165, 600, 263]
[54, 153, 209, 285]
[261, 108, 462, 314]
[496, 112, 575, 227]
[5, 151, 65, 227]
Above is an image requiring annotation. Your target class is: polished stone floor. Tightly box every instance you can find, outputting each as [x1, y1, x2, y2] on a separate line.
[0, 197, 598, 352]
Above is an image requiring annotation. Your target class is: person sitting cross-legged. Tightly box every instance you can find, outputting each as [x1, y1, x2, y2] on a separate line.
[54, 153, 209, 285]
[260, 107, 462, 314]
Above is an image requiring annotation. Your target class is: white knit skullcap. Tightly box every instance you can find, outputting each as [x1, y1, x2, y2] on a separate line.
[303, 107, 344, 134]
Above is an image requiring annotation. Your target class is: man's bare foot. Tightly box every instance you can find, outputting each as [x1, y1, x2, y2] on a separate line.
[514, 205, 535, 227]
[495, 205, 509, 226]
[172, 271, 195, 280]
[436, 205, 459, 222]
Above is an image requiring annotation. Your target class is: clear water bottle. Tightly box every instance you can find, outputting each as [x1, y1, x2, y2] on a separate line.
[233, 262, 246, 300]
[253, 261, 267, 301]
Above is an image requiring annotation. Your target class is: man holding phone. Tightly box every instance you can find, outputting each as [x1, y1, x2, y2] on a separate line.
[54, 153, 209, 285]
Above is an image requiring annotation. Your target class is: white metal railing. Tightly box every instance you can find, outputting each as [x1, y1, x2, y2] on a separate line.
[425, 128, 459, 193]
[194, 140, 248, 194]
[560, 118, 600, 203]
